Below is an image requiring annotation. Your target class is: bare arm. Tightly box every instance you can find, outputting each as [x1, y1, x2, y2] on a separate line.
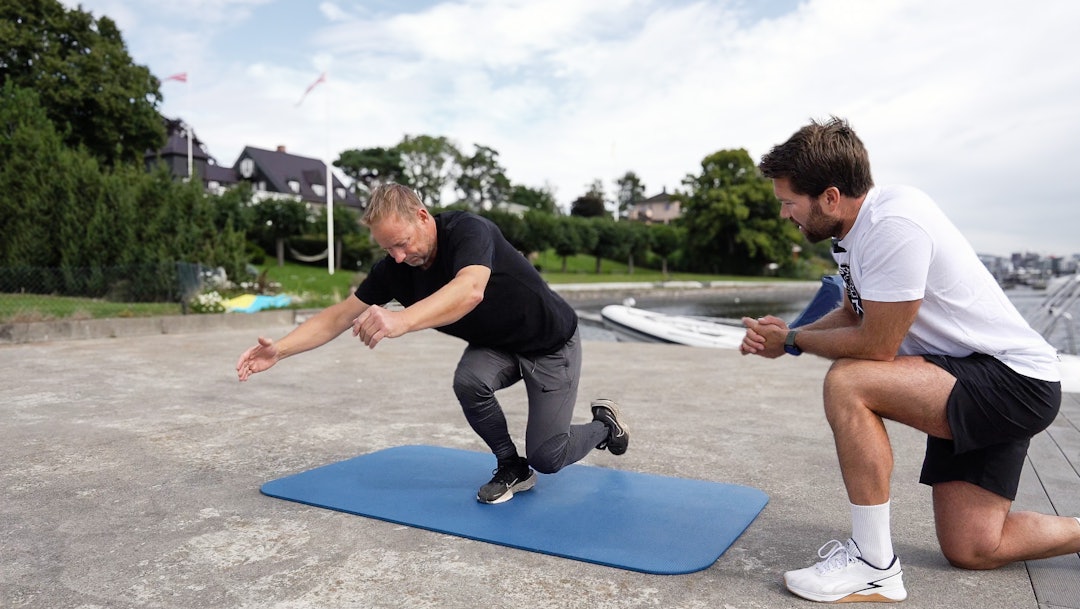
[353, 264, 490, 348]
[236, 293, 369, 381]
[741, 296, 920, 362]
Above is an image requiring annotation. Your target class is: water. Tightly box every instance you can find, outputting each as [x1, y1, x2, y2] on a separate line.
[576, 291, 813, 342]
[579, 283, 1080, 354]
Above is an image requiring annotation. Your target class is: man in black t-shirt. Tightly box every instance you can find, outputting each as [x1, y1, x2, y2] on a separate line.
[237, 183, 628, 503]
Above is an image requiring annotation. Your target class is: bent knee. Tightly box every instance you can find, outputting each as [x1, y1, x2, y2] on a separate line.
[940, 542, 1007, 570]
[527, 434, 570, 474]
[823, 358, 864, 394]
[452, 369, 493, 402]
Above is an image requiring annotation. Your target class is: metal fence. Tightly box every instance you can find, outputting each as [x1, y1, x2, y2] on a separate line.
[0, 262, 207, 323]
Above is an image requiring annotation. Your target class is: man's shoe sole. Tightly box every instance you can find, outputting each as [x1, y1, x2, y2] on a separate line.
[591, 399, 629, 455]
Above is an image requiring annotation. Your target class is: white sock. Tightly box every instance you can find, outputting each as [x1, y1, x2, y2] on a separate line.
[851, 501, 894, 569]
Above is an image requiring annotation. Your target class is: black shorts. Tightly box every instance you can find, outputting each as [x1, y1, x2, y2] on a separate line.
[919, 353, 1061, 500]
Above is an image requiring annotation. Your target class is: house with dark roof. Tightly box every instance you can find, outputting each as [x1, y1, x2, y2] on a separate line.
[234, 145, 361, 211]
[145, 118, 362, 212]
[628, 187, 681, 224]
[144, 118, 239, 194]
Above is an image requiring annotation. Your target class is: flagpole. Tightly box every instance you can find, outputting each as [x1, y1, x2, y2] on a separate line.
[186, 74, 193, 180]
[324, 73, 334, 275]
[296, 71, 333, 274]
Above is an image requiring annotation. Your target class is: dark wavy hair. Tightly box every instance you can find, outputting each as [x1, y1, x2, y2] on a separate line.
[758, 117, 874, 198]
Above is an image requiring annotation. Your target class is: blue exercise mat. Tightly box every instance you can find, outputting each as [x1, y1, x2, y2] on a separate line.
[261, 445, 768, 574]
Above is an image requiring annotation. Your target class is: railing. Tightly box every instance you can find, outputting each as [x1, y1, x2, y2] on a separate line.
[1027, 274, 1080, 355]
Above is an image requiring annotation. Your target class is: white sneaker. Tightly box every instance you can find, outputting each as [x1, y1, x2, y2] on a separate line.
[784, 539, 907, 603]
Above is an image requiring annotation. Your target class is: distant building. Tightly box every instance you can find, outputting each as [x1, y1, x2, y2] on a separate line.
[233, 145, 362, 212]
[628, 187, 681, 224]
[145, 118, 362, 212]
[144, 118, 238, 194]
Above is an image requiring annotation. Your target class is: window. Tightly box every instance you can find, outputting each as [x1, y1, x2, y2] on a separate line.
[312, 184, 326, 197]
[287, 179, 300, 193]
[336, 187, 346, 200]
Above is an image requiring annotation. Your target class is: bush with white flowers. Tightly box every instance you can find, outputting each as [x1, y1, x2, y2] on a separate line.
[189, 290, 226, 314]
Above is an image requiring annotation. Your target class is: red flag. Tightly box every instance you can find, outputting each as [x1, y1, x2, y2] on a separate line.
[295, 72, 326, 106]
[164, 72, 188, 83]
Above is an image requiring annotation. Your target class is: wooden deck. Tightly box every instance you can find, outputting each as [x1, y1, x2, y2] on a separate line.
[1017, 391, 1080, 608]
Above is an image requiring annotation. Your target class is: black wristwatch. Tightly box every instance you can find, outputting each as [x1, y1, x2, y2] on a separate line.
[784, 330, 802, 356]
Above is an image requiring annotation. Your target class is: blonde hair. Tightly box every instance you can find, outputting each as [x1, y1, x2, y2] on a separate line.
[361, 184, 426, 227]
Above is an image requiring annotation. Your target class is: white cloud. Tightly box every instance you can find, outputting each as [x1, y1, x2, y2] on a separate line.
[53, 0, 1080, 255]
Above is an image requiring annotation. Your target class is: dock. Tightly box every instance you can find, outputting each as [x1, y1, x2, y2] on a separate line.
[2, 310, 1077, 608]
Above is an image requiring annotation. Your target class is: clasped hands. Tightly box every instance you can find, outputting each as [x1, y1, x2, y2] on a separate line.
[740, 315, 790, 358]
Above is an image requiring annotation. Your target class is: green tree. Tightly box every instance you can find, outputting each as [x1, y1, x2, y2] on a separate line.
[509, 184, 559, 215]
[212, 182, 257, 235]
[650, 223, 684, 279]
[622, 221, 650, 275]
[550, 216, 588, 272]
[456, 144, 511, 210]
[251, 199, 312, 266]
[521, 209, 556, 256]
[1, 0, 165, 167]
[311, 204, 365, 270]
[0, 82, 69, 268]
[395, 134, 460, 207]
[570, 180, 607, 218]
[479, 209, 528, 252]
[678, 148, 800, 275]
[586, 218, 630, 274]
[614, 171, 646, 220]
[334, 147, 404, 202]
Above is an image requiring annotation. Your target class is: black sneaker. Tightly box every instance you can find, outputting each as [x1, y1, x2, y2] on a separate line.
[591, 398, 629, 455]
[476, 456, 536, 504]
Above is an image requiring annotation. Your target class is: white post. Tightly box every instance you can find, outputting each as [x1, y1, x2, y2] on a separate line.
[186, 75, 193, 180]
[186, 125, 193, 180]
[324, 75, 334, 275]
[326, 160, 334, 274]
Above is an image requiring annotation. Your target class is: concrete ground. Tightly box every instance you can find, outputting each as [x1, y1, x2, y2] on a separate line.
[0, 313, 1045, 608]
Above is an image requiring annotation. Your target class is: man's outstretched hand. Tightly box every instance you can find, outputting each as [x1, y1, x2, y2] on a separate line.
[236, 336, 279, 381]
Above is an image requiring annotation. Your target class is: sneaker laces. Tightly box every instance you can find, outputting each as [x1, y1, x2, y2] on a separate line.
[490, 460, 526, 485]
[814, 540, 859, 575]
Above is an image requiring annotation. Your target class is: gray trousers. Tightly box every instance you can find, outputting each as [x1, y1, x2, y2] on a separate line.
[452, 328, 608, 474]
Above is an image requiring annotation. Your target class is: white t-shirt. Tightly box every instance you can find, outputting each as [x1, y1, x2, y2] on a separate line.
[832, 185, 1060, 382]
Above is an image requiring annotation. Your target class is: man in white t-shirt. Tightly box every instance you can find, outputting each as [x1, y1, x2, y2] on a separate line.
[741, 117, 1078, 603]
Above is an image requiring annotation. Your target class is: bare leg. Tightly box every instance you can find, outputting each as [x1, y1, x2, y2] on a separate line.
[933, 481, 1080, 569]
[822, 356, 954, 505]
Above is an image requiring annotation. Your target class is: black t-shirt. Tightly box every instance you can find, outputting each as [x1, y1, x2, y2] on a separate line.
[354, 211, 578, 355]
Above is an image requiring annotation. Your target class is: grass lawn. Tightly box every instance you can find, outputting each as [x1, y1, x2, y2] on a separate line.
[1, 253, 797, 322]
[0, 294, 181, 323]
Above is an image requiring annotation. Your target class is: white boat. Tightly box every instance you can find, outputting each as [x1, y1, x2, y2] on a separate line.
[599, 273, 1080, 393]
[600, 305, 747, 348]
[601, 275, 844, 349]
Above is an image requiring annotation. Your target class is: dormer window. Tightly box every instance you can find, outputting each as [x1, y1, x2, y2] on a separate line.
[312, 184, 326, 197]
[335, 187, 346, 200]
[287, 179, 300, 193]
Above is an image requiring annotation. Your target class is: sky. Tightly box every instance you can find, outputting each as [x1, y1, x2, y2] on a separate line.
[62, 0, 1080, 257]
